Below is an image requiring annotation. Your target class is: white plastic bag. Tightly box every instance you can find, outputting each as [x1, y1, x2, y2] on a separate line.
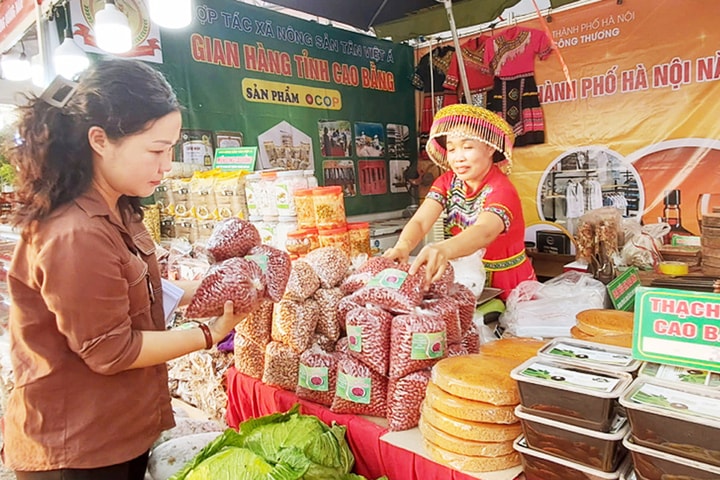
[499, 271, 608, 338]
[449, 249, 486, 299]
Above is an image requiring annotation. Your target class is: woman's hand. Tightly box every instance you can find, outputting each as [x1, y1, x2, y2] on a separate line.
[383, 244, 410, 263]
[409, 243, 449, 290]
[208, 301, 246, 342]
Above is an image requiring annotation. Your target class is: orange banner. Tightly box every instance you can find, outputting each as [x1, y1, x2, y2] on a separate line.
[507, 0, 720, 243]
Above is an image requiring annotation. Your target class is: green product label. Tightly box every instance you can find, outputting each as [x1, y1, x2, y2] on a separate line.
[336, 371, 371, 404]
[607, 266, 641, 311]
[347, 325, 362, 352]
[410, 331, 447, 359]
[245, 254, 269, 273]
[367, 268, 407, 290]
[298, 364, 329, 391]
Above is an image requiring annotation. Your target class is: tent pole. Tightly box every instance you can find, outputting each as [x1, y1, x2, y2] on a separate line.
[441, 0, 471, 104]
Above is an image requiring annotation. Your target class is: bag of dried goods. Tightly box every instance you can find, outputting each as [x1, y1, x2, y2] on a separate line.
[339, 256, 397, 295]
[296, 345, 339, 406]
[387, 369, 431, 431]
[233, 334, 265, 379]
[262, 341, 300, 391]
[234, 299, 273, 345]
[421, 297, 461, 344]
[185, 257, 265, 318]
[313, 287, 344, 341]
[345, 305, 392, 376]
[388, 311, 447, 379]
[331, 354, 388, 417]
[424, 262, 455, 298]
[206, 217, 261, 262]
[449, 282, 476, 332]
[271, 297, 319, 353]
[246, 244, 291, 302]
[348, 267, 424, 314]
[304, 246, 351, 288]
[283, 260, 320, 301]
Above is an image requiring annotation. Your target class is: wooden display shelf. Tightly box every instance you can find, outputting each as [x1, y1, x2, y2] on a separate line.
[526, 250, 576, 279]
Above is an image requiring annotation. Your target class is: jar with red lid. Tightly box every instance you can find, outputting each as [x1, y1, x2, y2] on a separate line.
[312, 186, 346, 230]
[285, 230, 312, 258]
[293, 188, 316, 229]
[302, 227, 320, 252]
[347, 222, 371, 259]
[318, 226, 350, 257]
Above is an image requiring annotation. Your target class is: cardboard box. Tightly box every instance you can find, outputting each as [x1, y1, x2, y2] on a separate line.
[536, 230, 571, 254]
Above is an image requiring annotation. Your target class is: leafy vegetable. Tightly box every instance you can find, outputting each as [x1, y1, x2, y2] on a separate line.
[170, 404, 380, 480]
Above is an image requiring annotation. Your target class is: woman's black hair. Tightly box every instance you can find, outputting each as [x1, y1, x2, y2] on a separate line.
[8, 58, 181, 229]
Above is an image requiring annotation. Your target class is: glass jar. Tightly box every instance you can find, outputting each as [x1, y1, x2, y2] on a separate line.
[312, 186, 346, 230]
[294, 188, 316, 229]
[318, 226, 350, 257]
[302, 227, 320, 252]
[275, 216, 298, 252]
[286, 230, 312, 258]
[347, 222, 371, 259]
[275, 170, 308, 216]
[304, 169, 319, 188]
[259, 171, 278, 216]
[244, 172, 262, 217]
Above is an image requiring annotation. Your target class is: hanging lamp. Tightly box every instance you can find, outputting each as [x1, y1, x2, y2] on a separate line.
[1, 41, 32, 82]
[95, 0, 133, 53]
[53, 4, 90, 80]
[149, 0, 192, 29]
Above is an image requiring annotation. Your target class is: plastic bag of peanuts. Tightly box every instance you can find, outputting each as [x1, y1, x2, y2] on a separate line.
[331, 354, 388, 418]
[271, 298, 320, 353]
[386, 369, 432, 431]
[262, 341, 300, 391]
[388, 311, 447, 379]
[296, 345, 339, 406]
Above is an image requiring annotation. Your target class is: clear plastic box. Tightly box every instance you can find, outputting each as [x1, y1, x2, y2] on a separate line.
[623, 432, 720, 480]
[637, 361, 720, 388]
[537, 337, 641, 375]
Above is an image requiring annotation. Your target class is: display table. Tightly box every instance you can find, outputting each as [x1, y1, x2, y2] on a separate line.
[225, 367, 523, 480]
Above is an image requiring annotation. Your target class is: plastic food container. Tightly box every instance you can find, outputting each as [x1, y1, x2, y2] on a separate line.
[538, 337, 641, 375]
[293, 188, 316, 229]
[318, 226, 350, 257]
[637, 362, 720, 388]
[619, 377, 720, 467]
[514, 435, 630, 480]
[259, 171, 278, 216]
[244, 172, 262, 217]
[623, 432, 720, 480]
[312, 186, 346, 230]
[515, 405, 629, 472]
[511, 357, 633, 432]
[347, 222, 371, 258]
[274, 170, 307, 216]
[285, 230, 311, 258]
[618, 459, 635, 480]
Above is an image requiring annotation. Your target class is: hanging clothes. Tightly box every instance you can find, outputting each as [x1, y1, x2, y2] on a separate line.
[565, 180, 585, 219]
[586, 179, 603, 211]
[412, 46, 458, 134]
[442, 34, 494, 107]
[484, 26, 553, 146]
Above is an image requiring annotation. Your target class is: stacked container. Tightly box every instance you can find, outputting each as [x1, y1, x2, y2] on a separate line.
[511, 338, 638, 479]
[619, 375, 720, 480]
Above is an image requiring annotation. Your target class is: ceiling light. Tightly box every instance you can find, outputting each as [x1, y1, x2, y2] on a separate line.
[1, 51, 32, 82]
[95, 0, 133, 53]
[53, 32, 90, 80]
[31, 53, 46, 87]
[149, 0, 192, 29]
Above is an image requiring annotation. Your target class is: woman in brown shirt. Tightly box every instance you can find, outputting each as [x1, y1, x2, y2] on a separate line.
[4, 59, 246, 479]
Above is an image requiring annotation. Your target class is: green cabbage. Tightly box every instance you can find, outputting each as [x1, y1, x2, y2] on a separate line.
[170, 405, 385, 480]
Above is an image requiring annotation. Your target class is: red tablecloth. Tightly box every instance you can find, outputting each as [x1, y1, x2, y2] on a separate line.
[226, 367, 512, 480]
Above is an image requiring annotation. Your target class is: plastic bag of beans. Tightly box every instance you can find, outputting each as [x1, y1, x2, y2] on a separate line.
[296, 345, 339, 406]
[421, 297, 462, 344]
[235, 299, 274, 345]
[345, 305, 392, 376]
[462, 323, 481, 354]
[337, 296, 361, 329]
[233, 333, 266, 379]
[272, 298, 319, 353]
[348, 267, 424, 314]
[450, 282, 476, 332]
[262, 341, 300, 391]
[206, 217, 261, 262]
[304, 247, 351, 288]
[425, 262, 455, 299]
[313, 287, 344, 341]
[447, 342, 467, 357]
[283, 260, 320, 301]
[246, 244, 291, 302]
[388, 311, 447, 379]
[311, 333, 336, 353]
[185, 257, 265, 318]
[387, 369, 431, 431]
[331, 354, 388, 418]
[340, 256, 398, 295]
[335, 336, 349, 355]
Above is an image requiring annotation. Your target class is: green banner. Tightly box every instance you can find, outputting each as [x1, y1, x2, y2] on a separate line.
[633, 287, 720, 373]
[156, 0, 417, 216]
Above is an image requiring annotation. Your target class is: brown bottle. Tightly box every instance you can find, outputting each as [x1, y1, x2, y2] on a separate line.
[663, 189, 693, 244]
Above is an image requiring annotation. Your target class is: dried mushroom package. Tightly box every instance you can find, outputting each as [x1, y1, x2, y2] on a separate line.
[185, 257, 265, 318]
[206, 217, 261, 262]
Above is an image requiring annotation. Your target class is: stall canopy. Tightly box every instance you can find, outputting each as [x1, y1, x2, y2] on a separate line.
[260, 0, 579, 41]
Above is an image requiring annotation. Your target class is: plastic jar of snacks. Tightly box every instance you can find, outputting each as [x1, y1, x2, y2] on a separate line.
[304, 170, 319, 188]
[259, 171, 278, 216]
[258, 215, 278, 247]
[303, 227, 320, 252]
[285, 230, 312, 258]
[347, 222, 371, 258]
[275, 216, 298, 252]
[244, 172, 262, 217]
[275, 170, 307, 216]
[312, 186, 346, 230]
[293, 188, 316, 229]
[318, 226, 351, 257]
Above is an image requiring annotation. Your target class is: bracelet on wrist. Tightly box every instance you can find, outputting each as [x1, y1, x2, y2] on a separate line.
[198, 322, 214, 350]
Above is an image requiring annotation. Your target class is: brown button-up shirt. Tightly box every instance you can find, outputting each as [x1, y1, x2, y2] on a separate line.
[4, 187, 174, 470]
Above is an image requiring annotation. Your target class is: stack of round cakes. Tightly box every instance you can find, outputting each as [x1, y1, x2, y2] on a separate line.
[701, 211, 720, 276]
[571, 309, 634, 348]
[419, 338, 545, 472]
